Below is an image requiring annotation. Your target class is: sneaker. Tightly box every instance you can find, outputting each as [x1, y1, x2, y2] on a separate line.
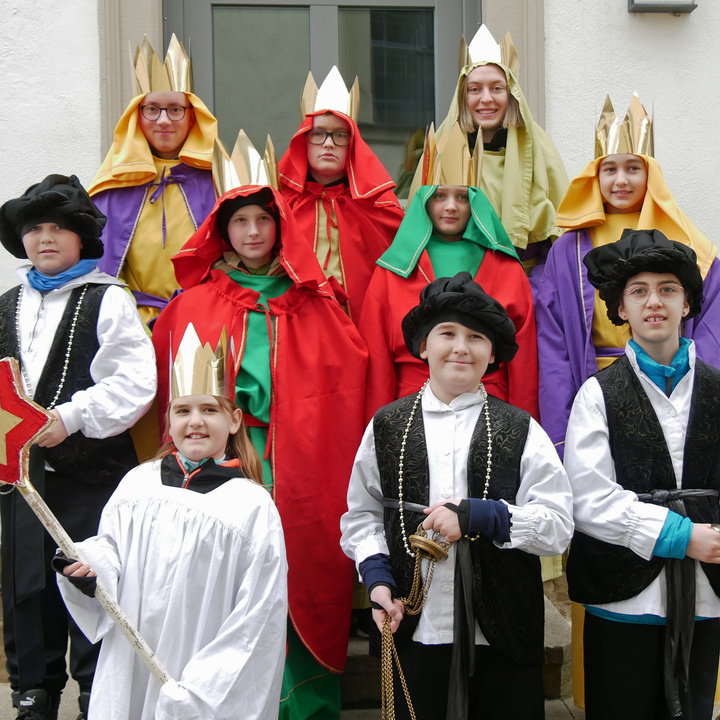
[11, 689, 60, 720]
[76, 692, 90, 720]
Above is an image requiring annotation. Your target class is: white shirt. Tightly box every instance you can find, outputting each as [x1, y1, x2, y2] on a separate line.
[341, 384, 573, 645]
[14, 265, 156, 440]
[565, 341, 720, 618]
[58, 461, 288, 720]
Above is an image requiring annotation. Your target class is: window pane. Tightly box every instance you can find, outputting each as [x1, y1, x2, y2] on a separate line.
[339, 7, 434, 196]
[212, 6, 310, 156]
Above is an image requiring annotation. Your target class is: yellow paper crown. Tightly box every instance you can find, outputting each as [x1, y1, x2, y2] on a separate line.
[300, 66, 360, 123]
[459, 24, 519, 76]
[170, 324, 234, 400]
[132, 33, 193, 95]
[595, 93, 654, 158]
[212, 131, 279, 198]
[418, 122, 483, 188]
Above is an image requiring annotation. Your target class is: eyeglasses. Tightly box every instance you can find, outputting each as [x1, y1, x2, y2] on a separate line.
[139, 104, 190, 121]
[623, 283, 686, 304]
[306, 130, 351, 146]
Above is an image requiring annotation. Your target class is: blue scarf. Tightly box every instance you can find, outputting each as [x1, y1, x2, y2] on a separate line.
[630, 337, 691, 396]
[26, 259, 99, 292]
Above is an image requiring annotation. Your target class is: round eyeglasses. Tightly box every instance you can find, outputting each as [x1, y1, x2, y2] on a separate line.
[306, 130, 351, 146]
[139, 104, 190, 122]
[623, 284, 686, 305]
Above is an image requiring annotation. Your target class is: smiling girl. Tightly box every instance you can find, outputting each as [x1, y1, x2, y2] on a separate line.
[409, 25, 567, 277]
[56, 325, 287, 720]
[535, 94, 720, 460]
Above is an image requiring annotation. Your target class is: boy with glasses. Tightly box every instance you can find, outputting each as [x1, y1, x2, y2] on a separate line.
[279, 67, 403, 321]
[565, 228, 720, 719]
[88, 35, 218, 326]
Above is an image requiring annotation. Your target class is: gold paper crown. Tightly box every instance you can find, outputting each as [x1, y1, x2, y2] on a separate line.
[418, 123, 482, 188]
[212, 131, 279, 197]
[300, 66, 360, 123]
[595, 93, 654, 158]
[459, 24, 519, 76]
[170, 324, 234, 400]
[132, 33, 193, 95]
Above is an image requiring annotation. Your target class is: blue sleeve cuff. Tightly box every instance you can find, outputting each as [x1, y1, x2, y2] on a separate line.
[359, 553, 397, 596]
[653, 512, 693, 559]
[467, 498, 511, 543]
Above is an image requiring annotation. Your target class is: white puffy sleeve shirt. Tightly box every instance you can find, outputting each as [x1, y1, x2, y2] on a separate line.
[15, 267, 156, 438]
[564, 342, 720, 618]
[341, 384, 573, 645]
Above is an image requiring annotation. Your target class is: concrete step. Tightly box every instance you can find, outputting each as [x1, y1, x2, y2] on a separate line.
[341, 596, 573, 711]
[339, 700, 584, 719]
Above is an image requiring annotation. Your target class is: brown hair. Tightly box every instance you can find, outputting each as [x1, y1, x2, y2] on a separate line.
[155, 396, 264, 485]
[457, 66, 524, 135]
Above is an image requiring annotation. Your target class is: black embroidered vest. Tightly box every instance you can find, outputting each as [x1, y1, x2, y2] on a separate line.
[372, 392, 544, 666]
[567, 355, 720, 604]
[0, 284, 138, 487]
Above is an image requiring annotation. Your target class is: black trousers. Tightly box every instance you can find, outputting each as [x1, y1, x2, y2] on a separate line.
[390, 641, 544, 720]
[1, 468, 116, 694]
[584, 612, 720, 720]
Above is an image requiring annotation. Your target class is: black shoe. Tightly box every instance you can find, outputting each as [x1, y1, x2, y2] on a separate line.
[76, 692, 90, 720]
[11, 689, 60, 720]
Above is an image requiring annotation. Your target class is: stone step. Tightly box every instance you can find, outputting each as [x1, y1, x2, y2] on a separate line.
[341, 596, 573, 710]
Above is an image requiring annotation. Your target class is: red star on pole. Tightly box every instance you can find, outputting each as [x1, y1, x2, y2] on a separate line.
[0, 358, 52, 486]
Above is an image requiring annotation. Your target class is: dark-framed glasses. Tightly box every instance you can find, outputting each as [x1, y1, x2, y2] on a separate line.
[623, 283, 685, 305]
[306, 130, 351, 146]
[139, 104, 190, 121]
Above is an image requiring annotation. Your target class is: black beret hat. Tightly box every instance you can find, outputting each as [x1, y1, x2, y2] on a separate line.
[0, 174, 106, 259]
[401, 272, 518, 374]
[584, 228, 702, 325]
[216, 188, 280, 244]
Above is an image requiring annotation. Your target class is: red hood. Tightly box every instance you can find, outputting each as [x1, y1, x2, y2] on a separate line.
[172, 185, 331, 291]
[279, 110, 398, 201]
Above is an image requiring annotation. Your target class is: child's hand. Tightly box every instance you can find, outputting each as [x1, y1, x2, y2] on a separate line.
[423, 500, 462, 542]
[369, 585, 405, 634]
[36, 410, 69, 448]
[62, 561, 96, 578]
[687, 524, 720, 563]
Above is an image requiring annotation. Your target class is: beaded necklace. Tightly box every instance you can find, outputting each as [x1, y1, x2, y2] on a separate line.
[16, 284, 89, 409]
[397, 380, 493, 557]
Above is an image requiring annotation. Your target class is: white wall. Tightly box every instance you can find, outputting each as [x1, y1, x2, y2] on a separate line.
[0, 0, 103, 291]
[544, 0, 720, 244]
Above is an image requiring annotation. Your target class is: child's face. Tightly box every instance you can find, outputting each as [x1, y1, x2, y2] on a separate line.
[168, 394, 242, 462]
[465, 64, 508, 135]
[22, 222, 83, 276]
[427, 186, 471, 242]
[138, 91, 195, 159]
[226, 205, 277, 268]
[618, 271, 689, 352]
[419, 321, 495, 404]
[598, 154, 647, 214]
[306, 113, 351, 185]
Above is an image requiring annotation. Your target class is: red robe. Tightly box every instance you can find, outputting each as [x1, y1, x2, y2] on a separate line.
[279, 110, 404, 322]
[360, 249, 539, 422]
[153, 186, 368, 673]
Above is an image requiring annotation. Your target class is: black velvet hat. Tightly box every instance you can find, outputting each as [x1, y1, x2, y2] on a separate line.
[216, 187, 280, 244]
[584, 228, 702, 325]
[0, 174, 106, 259]
[402, 272, 518, 374]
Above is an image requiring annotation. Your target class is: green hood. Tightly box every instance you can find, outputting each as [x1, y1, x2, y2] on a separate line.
[377, 185, 518, 278]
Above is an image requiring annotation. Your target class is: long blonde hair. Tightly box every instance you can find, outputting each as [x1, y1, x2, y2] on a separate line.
[155, 396, 264, 485]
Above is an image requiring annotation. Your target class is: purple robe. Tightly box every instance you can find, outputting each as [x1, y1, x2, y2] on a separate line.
[92, 164, 215, 310]
[536, 228, 720, 459]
